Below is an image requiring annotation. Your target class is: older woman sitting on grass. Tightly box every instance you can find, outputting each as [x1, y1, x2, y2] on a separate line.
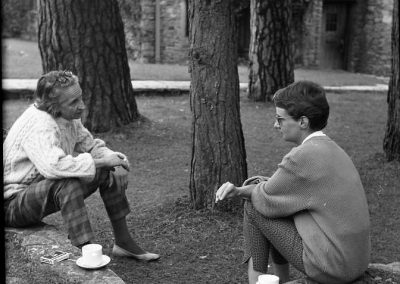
[215, 81, 370, 284]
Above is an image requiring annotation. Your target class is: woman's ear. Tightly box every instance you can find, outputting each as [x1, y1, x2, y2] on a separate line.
[299, 116, 310, 129]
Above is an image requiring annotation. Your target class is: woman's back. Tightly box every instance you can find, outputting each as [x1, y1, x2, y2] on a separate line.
[252, 135, 370, 283]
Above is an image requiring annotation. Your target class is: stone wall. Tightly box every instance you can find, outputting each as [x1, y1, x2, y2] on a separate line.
[159, 0, 189, 64]
[350, 0, 393, 76]
[302, 0, 323, 67]
[139, 0, 156, 63]
[123, 0, 189, 64]
[345, 1, 365, 73]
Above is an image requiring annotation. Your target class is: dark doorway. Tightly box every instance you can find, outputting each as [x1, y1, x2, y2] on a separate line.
[320, 2, 349, 69]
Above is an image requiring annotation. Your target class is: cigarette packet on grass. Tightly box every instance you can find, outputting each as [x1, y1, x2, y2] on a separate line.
[40, 251, 70, 264]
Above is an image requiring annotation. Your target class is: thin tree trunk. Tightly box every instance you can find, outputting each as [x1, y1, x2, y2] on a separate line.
[38, 0, 140, 132]
[248, 0, 294, 102]
[383, 0, 400, 161]
[188, 0, 247, 211]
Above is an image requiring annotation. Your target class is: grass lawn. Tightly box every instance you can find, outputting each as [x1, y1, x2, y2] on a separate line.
[1, 38, 389, 87]
[3, 90, 400, 283]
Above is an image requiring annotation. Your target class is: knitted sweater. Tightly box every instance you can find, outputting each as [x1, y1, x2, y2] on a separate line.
[3, 105, 114, 199]
[251, 136, 370, 284]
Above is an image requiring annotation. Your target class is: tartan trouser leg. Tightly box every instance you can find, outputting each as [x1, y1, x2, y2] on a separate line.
[4, 170, 131, 246]
[242, 200, 306, 274]
[4, 178, 95, 246]
[88, 170, 131, 222]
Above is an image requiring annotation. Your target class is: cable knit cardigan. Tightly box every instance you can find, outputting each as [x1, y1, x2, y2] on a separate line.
[251, 136, 370, 284]
[3, 105, 114, 199]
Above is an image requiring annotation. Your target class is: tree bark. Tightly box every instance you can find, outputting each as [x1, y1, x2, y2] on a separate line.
[383, 0, 400, 161]
[248, 0, 294, 102]
[188, 0, 248, 211]
[38, 0, 140, 132]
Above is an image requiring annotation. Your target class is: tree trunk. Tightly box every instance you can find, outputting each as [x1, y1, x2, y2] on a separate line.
[248, 0, 294, 102]
[383, 0, 400, 161]
[188, 0, 247, 211]
[38, 0, 140, 132]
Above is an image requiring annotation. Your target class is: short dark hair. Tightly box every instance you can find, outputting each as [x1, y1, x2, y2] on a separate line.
[272, 81, 329, 131]
[34, 70, 78, 117]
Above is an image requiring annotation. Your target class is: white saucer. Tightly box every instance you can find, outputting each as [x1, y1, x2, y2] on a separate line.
[76, 255, 110, 269]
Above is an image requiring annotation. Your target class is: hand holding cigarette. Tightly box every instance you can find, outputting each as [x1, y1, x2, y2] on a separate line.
[215, 182, 237, 203]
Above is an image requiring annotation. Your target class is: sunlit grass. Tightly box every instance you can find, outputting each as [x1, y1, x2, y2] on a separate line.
[2, 38, 389, 87]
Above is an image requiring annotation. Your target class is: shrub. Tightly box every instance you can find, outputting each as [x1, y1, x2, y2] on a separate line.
[2, 0, 33, 38]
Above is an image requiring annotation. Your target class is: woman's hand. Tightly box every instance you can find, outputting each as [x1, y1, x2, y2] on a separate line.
[95, 152, 130, 171]
[215, 182, 238, 203]
[114, 152, 130, 169]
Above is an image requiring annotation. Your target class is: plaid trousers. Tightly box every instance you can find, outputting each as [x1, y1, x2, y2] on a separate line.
[4, 169, 130, 246]
[242, 200, 306, 274]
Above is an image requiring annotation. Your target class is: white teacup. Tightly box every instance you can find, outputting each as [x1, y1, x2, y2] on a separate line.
[81, 244, 103, 266]
[258, 274, 280, 284]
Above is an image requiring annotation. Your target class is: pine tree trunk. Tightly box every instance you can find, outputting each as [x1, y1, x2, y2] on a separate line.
[383, 0, 400, 161]
[38, 0, 140, 132]
[248, 0, 294, 102]
[188, 0, 248, 211]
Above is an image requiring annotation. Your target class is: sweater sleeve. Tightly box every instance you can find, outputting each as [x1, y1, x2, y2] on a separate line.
[73, 120, 114, 159]
[251, 146, 315, 218]
[21, 122, 96, 181]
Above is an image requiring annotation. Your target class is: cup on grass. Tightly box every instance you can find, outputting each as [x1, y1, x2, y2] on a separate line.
[258, 274, 280, 284]
[81, 244, 103, 266]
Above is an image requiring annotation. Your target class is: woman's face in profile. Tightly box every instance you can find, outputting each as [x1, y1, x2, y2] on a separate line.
[274, 107, 303, 144]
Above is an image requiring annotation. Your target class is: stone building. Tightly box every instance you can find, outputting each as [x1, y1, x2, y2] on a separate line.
[120, 0, 190, 64]
[290, 0, 394, 76]
[122, 0, 393, 76]
[5, 0, 393, 76]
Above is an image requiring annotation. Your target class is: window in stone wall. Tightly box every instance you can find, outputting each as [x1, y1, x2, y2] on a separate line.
[326, 13, 337, 31]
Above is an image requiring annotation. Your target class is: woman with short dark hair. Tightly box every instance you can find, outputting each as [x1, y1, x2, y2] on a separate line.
[273, 80, 329, 131]
[216, 81, 370, 284]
